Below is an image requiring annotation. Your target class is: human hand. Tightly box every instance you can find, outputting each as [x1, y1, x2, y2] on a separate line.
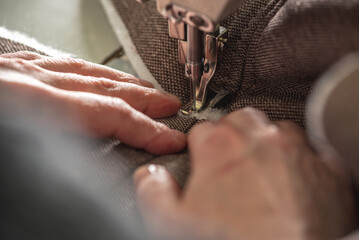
[0, 51, 186, 155]
[134, 108, 357, 240]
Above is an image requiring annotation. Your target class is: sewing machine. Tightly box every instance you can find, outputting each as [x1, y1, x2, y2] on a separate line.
[138, 0, 247, 114]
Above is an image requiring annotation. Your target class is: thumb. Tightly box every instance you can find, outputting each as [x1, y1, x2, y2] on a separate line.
[134, 164, 180, 212]
[134, 165, 180, 238]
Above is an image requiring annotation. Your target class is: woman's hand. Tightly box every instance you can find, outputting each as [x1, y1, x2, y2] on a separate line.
[0, 51, 186, 155]
[134, 108, 357, 240]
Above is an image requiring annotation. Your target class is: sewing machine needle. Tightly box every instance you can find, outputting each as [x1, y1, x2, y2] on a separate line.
[192, 79, 197, 110]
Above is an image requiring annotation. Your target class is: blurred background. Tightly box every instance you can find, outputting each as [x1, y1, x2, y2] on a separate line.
[0, 0, 137, 75]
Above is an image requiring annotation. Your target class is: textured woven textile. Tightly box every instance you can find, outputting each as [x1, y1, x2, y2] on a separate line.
[0, 36, 190, 234]
[0, 113, 135, 240]
[0, 37, 45, 55]
[111, 0, 359, 127]
[2, 0, 359, 235]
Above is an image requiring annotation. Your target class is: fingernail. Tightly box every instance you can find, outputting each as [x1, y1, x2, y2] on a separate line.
[134, 165, 152, 188]
[134, 164, 166, 187]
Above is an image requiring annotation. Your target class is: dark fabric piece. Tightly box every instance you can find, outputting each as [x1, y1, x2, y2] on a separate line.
[0, 36, 191, 232]
[0, 37, 45, 55]
[233, 0, 359, 122]
[111, 0, 359, 126]
[0, 112, 134, 240]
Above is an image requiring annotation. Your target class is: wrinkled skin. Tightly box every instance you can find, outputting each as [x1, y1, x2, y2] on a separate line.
[135, 108, 357, 240]
[1, 52, 357, 240]
[0, 51, 186, 155]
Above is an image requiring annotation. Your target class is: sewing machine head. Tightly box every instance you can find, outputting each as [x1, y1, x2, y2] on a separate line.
[138, 0, 246, 114]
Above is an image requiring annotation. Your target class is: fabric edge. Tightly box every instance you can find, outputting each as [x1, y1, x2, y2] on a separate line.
[99, 0, 163, 91]
[0, 26, 71, 58]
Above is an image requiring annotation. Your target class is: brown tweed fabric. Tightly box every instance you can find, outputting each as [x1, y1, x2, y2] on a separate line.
[0, 37, 190, 232]
[111, 0, 359, 127]
[2, 0, 359, 232]
[0, 37, 45, 55]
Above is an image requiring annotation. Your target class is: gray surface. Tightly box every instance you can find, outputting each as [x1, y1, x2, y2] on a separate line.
[0, 0, 137, 75]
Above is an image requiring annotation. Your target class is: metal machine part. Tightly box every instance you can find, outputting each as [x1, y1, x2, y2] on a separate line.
[157, 0, 246, 33]
[162, 0, 239, 114]
[180, 26, 229, 113]
[138, 0, 246, 113]
[176, 23, 228, 113]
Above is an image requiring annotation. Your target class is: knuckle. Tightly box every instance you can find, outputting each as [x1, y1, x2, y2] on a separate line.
[18, 51, 42, 59]
[10, 59, 27, 71]
[138, 89, 153, 109]
[225, 107, 267, 122]
[1, 51, 31, 58]
[239, 107, 265, 118]
[242, 106, 259, 114]
[106, 95, 126, 107]
[141, 88, 153, 98]
[86, 96, 129, 125]
[264, 125, 296, 153]
[14, 59, 41, 72]
[263, 125, 285, 142]
[127, 78, 142, 85]
[212, 124, 237, 138]
[15, 59, 26, 65]
[94, 77, 118, 90]
[36, 57, 57, 67]
[201, 124, 240, 148]
[0, 58, 10, 67]
[242, 107, 268, 120]
[141, 88, 163, 103]
[67, 58, 87, 69]
[188, 122, 214, 144]
[113, 98, 132, 117]
[189, 122, 213, 136]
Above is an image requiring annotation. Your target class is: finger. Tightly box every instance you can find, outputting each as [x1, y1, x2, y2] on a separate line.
[1, 51, 45, 61]
[33, 57, 154, 88]
[62, 92, 187, 155]
[134, 165, 180, 237]
[275, 121, 309, 145]
[0, 74, 186, 155]
[188, 122, 247, 174]
[0, 54, 153, 87]
[275, 121, 324, 162]
[134, 164, 180, 211]
[274, 121, 349, 189]
[0, 57, 44, 75]
[219, 107, 271, 134]
[1, 58, 182, 119]
[39, 71, 181, 118]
